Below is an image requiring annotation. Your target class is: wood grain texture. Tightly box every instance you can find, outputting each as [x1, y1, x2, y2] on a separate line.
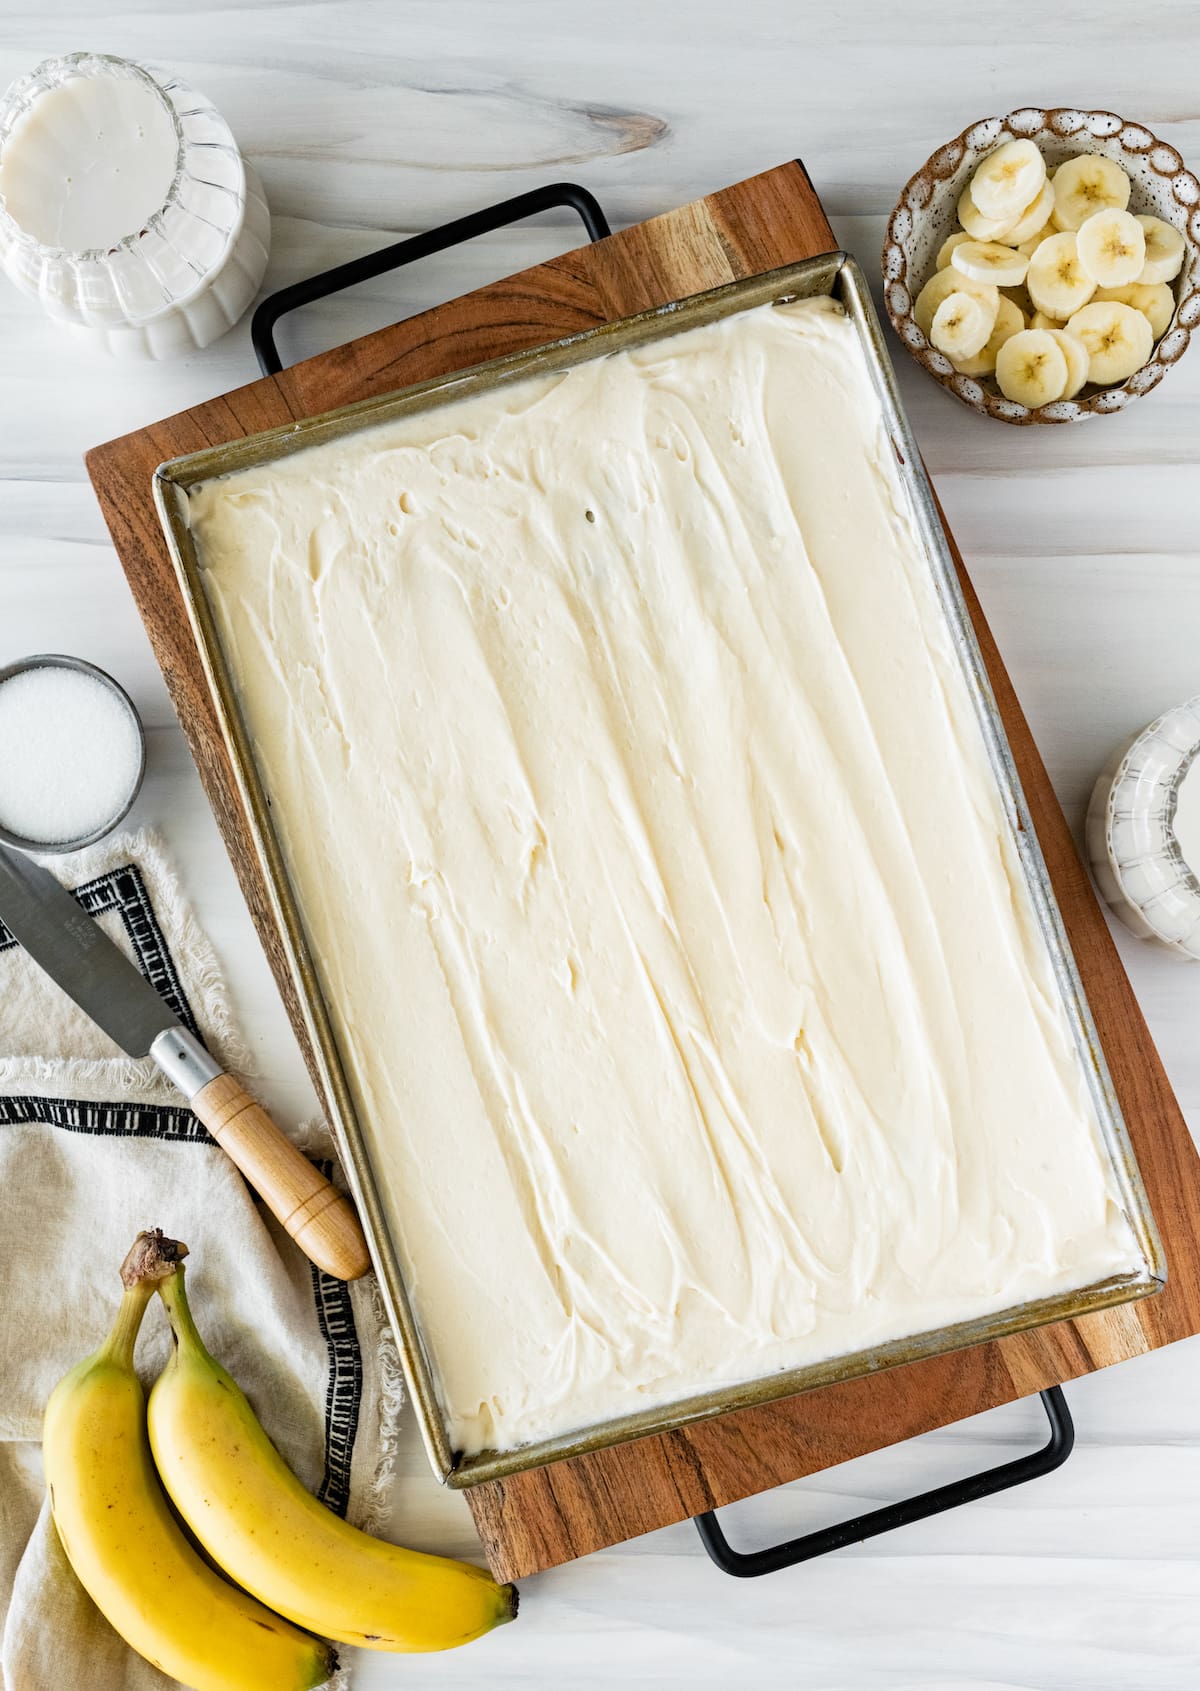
[190, 1071, 371, 1280]
[85, 161, 1200, 1585]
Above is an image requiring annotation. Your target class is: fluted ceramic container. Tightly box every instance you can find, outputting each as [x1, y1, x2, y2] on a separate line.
[0, 52, 270, 358]
[1087, 698, 1200, 960]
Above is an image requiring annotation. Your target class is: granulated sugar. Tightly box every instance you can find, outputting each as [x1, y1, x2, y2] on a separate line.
[0, 665, 142, 846]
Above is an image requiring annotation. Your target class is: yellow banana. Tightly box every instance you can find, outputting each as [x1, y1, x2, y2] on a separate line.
[42, 1231, 334, 1691]
[148, 1260, 518, 1653]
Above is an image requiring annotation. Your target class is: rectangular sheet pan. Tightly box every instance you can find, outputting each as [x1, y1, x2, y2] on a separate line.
[154, 253, 1166, 1487]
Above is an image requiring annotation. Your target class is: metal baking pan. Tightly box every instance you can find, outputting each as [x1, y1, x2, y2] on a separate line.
[154, 253, 1166, 1488]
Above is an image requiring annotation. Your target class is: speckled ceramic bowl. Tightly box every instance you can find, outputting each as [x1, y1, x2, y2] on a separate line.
[883, 108, 1200, 423]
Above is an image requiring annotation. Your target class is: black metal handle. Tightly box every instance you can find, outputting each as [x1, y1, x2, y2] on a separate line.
[695, 1386, 1074, 1578]
[251, 181, 611, 376]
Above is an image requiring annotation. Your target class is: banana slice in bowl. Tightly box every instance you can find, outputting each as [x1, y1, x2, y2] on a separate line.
[1051, 153, 1131, 230]
[1094, 281, 1176, 339]
[995, 328, 1069, 406]
[958, 186, 1019, 242]
[936, 230, 974, 270]
[913, 266, 999, 339]
[951, 240, 1030, 288]
[1135, 215, 1185, 285]
[1047, 328, 1091, 399]
[1077, 209, 1146, 287]
[951, 294, 1027, 377]
[1066, 300, 1154, 384]
[1027, 232, 1097, 319]
[931, 290, 996, 359]
[970, 139, 1046, 222]
[1004, 180, 1056, 247]
[1016, 225, 1055, 258]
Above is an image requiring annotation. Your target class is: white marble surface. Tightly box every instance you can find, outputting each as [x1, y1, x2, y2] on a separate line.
[3, 4, 1200, 1686]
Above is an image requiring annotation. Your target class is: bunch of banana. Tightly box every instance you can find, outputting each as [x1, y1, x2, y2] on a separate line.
[42, 1234, 334, 1691]
[43, 1230, 518, 1690]
[915, 138, 1185, 407]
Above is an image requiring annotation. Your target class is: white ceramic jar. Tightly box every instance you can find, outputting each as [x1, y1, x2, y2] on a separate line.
[0, 52, 270, 358]
[1086, 696, 1200, 960]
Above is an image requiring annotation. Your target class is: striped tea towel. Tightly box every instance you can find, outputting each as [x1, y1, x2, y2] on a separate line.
[0, 831, 401, 1690]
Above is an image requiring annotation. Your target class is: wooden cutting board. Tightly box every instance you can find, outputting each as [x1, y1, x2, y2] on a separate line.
[86, 161, 1200, 1583]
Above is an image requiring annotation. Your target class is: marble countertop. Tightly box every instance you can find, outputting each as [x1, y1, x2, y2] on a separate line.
[2, 3, 1198, 1685]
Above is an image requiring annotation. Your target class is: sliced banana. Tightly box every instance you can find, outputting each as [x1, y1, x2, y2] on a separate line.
[915, 146, 1169, 398]
[995, 328, 1069, 406]
[1076, 208, 1146, 287]
[951, 240, 1030, 288]
[958, 186, 1018, 242]
[913, 266, 1000, 340]
[1047, 329, 1090, 399]
[950, 294, 1026, 377]
[1027, 233, 1096, 319]
[1051, 153, 1131, 231]
[931, 290, 995, 359]
[1065, 300, 1154, 384]
[936, 230, 973, 270]
[1002, 179, 1056, 247]
[1135, 214, 1185, 285]
[1095, 281, 1176, 339]
[970, 140, 1046, 223]
[1017, 224, 1054, 258]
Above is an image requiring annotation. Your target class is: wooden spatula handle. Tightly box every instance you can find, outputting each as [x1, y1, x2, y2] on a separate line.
[191, 1072, 371, 1280]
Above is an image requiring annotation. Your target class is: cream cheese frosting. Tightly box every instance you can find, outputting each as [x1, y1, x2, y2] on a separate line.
[188, 297, 1145, 1456]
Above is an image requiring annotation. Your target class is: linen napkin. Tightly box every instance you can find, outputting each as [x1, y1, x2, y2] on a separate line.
[0, 831, 402, 1691]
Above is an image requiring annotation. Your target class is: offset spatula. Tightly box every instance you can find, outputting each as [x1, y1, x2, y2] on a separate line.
[0, 843, 371, 1281]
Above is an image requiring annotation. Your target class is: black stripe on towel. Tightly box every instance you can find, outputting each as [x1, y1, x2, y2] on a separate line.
[309, 1167, 364, 1520]
[0, 862, 202, 1037]
[0, 1092, 208, 1140]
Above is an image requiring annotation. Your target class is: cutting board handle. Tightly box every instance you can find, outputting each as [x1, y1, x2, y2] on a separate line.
[191, 1072, 371, 1281]
[250, 181, 610, 376]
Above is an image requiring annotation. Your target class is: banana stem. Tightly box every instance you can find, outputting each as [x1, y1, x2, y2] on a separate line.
[156, 1264, 209, 1360]
[100, 1281, 155, 1368]
[102, 1230, 190, 1366]
[120, 1228, 188, 1290]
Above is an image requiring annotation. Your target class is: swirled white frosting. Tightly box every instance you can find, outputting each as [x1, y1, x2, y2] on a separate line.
[189, 297, 1143, 1455]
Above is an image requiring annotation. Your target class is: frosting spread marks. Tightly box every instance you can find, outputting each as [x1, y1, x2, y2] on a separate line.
[189, 299, 1142, 1454]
